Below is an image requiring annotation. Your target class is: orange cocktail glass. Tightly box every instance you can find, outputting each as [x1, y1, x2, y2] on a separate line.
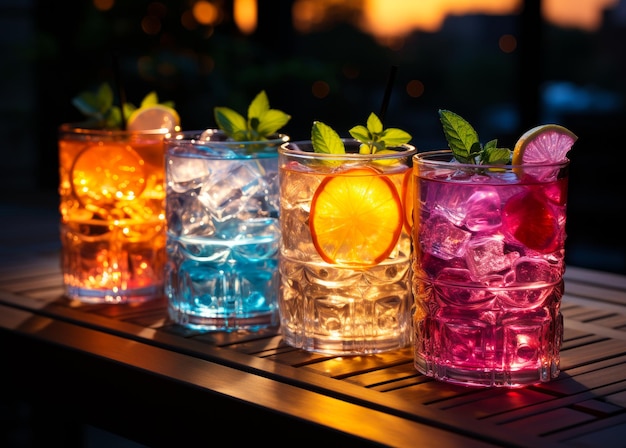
[58, 123, 168, 303]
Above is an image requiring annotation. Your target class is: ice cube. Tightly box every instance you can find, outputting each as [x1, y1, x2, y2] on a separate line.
[466, 235, 519, 280]
[429, 184, 501, 232]
[420, 214, 471, 260]
[464, 187, 502, 232]
[513, 257, 561, 284]
[198, 161, 265, 221]
[167, 154, 211, 193]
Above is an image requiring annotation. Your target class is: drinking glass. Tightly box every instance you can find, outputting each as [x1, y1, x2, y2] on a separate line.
[58, 123, 168, 303]
[412, 150, 569, 387]
[165, 130, 289, 331]
[278, 140, 417, 355]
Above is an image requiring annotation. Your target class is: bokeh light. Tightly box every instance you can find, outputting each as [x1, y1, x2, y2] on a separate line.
[499, 34, 517, 53]
[234, 0, 257, 35]
[193, 0, 220, 26]
[312, 80, 331, 99]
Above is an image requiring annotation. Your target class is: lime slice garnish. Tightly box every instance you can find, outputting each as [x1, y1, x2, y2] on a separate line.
[127, 104, 180, 132]
[512, 124, 577, 165]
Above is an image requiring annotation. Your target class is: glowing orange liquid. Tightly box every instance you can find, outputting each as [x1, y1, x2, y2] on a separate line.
[58, 127, 166, 303]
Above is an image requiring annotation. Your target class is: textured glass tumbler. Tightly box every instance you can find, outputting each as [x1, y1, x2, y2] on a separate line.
[278, 140, 417, 355]
[165, 130, 289, 331]
[58, 123, 168, 304]
[412, 150, 569, 387]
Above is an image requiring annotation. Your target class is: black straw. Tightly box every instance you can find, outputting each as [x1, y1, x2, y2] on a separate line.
[379, 65, 398, 124]
[112, 52, 127, 130]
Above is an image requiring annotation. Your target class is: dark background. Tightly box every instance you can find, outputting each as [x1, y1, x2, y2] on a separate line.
[1, 0, 625, 274]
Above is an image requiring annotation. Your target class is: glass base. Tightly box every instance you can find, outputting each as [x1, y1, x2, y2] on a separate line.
[65, 284, 162, 304]
[280, 328, 412, 356]
[168, 304, 278, 332]
[414, 355, 560, 388]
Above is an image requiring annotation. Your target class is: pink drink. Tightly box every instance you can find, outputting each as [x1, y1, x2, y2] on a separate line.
[412, 150, 569, 387]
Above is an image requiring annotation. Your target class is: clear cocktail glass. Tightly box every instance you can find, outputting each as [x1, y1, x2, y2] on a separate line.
[58, 123, 169, 304]
[412, 149, 569, 387]
[165, 130, 289, 331]
[278, 139, 417, 355]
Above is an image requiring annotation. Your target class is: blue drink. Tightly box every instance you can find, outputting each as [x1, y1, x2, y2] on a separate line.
[165, 130, 289, 331]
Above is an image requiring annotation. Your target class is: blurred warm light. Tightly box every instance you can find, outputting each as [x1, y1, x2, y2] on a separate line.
[141, 15, 162, 35]
[234, 0, 257, 34]
[293, 0, 326, 32]
[406, 80, 424, 98]
[312, 80, 330, 99]
[93, 0, 114, 11]
[148, 2, 167, 19]
[292, 0, 617, 43]
[499, 34, 517, 53]
[363, 0, 519, 38]
[181, 10, 199, 30]
[544, 0, 618, 31]
[193, 0, 219, 25]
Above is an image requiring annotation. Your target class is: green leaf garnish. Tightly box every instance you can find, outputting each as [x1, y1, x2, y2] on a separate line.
[311, 121, 345, 154]
[312, 112, 412, 154]
[72, 83, 120, 129]
[72, 82, 175, 130]
[214, 90, 291, 141]
[439, 109, 511, 165]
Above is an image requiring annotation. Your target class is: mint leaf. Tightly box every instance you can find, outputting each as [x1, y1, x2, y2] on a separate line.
[248, 90, 270, 119]
[312, 121, 345, 154]
[72, 82, 113, 121]
[438, 109, 512, 165]
[367, 112, 383, 134]
[381, 128, 412, 146]
[214, 90, 291, 142]
[348, 112, 412, 154]
[482, 146, 512, 165]
[257, 109, 291, 136]
[214, 107, 247, 138]
[439, 109, 481, 163]
[348, 125, 369, 143]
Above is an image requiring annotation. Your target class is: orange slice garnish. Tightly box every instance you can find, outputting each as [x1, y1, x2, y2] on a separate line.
[71, 144, 146, 209]
[309, 167, 403, 266]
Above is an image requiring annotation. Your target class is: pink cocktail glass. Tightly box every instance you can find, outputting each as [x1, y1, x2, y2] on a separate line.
[412, 150, 569, 387]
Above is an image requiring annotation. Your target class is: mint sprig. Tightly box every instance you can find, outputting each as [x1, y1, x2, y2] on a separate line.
[439, 109, 511, 165]
[72, 83, 122, 129]
[72, 82, 175, 129]
[214, 90, 291, 141]
[311, 112, 412, 154]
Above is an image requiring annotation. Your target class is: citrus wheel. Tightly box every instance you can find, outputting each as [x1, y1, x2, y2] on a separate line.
[127, 104, 180, 132]
[70, 144, 146, 208]
[309, 167, 403, 266]
[512, 124, 577, 165]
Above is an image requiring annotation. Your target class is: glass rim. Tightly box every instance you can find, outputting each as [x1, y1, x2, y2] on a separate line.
[279, 139, 417, 160]
[59, 122, 170, 136]
[166, 129, 290, 145]
[414, 149, 570, 169]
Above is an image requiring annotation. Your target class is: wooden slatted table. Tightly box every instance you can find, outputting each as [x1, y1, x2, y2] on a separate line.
[1, 202, 625, 447]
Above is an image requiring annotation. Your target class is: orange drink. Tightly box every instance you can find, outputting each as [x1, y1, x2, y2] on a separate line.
[278, 139, 416, 354]
[58, 124, 169, 303]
